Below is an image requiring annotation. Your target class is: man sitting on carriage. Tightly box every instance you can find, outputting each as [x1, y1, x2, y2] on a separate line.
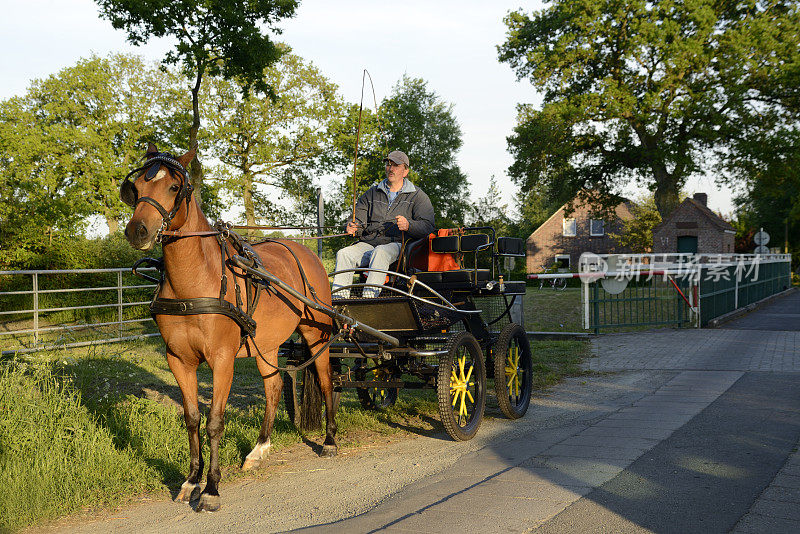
[332, 150, 435, 298]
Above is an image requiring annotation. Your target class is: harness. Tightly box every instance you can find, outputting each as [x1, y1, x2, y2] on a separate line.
[123, 153, 262, 340]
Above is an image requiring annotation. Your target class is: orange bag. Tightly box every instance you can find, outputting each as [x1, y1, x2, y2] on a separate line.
[411, 229, 461, 272]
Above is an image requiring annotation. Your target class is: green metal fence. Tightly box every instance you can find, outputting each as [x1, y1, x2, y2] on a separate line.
[583, 254, 792, 333]
[698, 257, 792, 326]
[585, 275, 695, 334]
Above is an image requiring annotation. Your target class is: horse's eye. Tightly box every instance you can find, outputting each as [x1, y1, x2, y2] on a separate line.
[170, 184, 180, 193]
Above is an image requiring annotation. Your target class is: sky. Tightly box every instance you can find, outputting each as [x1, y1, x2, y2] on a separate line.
[0, 0, 737, 219]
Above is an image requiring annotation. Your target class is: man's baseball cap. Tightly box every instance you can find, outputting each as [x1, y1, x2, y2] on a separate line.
[385, 150, 409, 167]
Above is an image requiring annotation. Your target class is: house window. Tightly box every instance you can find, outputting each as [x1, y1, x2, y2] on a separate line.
[562, 217, 576, 236]
[590, 219, 605, 236]
[554, 254, 570, 271]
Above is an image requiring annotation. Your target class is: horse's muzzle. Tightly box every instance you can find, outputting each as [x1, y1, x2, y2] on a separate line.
[125, 220, 157, 250]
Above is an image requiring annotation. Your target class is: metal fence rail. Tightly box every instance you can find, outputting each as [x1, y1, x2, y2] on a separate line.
[578, 254, 792, 333]
[0, 268, 159, 355]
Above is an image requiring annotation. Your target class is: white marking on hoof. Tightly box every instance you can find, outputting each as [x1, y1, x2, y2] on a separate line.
[242, 438, 271, 471]
[321, 444, 338, 458]
[176, 481, 200, 503]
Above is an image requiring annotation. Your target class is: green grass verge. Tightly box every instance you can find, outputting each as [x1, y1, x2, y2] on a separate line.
[0, 334, 588, 532]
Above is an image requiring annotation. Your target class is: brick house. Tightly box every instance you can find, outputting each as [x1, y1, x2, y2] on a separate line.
[652, 193, 735, 254]
[526, 197, 634, 273]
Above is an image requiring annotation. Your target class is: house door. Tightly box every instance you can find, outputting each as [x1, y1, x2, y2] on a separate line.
[677, 235, 698, 253]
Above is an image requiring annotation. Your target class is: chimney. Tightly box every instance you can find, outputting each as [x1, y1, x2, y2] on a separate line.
[693, 193, 708, 207]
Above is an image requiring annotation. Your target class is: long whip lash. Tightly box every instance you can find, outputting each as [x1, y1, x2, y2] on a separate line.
[351, 69, 389, 224]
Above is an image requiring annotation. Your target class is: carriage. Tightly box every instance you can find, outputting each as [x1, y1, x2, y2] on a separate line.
[122, 145, 532, 510]
[233, 226, 532, 442]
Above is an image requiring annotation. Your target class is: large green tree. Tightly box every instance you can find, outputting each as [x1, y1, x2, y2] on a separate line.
[498, 0, 800, 218]
[330, 76, 470, 228]
[202, 48, 343, 233]
[0, 55, 185, 267]
[95, 0, 298, 200]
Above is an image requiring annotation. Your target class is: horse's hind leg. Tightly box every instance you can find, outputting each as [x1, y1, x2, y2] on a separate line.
[167, 352, 204, 504]
[242, 347, 282, 471]
[298, 323, 338, 457]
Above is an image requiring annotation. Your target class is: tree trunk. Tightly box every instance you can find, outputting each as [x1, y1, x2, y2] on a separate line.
[106, 216, 119, 236]
[651, 164, 681, 218]
[243, 171, 256, 238]
[189, 62, 204, 205]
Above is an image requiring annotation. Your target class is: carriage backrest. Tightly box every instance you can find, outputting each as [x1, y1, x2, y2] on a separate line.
[496, 237, 525, 257]
[431, 233, 490, 253]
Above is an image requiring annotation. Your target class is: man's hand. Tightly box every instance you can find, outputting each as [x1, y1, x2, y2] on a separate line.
[346, 221, 359, 236]
[395, 215, 409, 232]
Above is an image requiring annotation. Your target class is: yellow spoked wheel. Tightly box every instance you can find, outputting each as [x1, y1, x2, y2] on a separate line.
[356, 359, 399, 410]
[437, 331, 486, 441]
[492, 323, 533, 419]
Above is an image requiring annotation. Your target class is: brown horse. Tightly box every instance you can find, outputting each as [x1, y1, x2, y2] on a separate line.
[122, 144, 337, 512]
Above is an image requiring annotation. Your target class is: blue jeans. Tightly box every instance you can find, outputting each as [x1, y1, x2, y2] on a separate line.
[331, 241, 402, 298]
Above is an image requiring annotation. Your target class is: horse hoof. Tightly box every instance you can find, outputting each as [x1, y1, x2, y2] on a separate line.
[321, 444, 338, 458]
[176, 482, 201, 504]
[196, 494, 221, 513]
[241, 458, 261, 471]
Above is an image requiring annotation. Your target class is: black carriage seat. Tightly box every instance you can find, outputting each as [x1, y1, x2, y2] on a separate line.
[412, 233, 491, 290]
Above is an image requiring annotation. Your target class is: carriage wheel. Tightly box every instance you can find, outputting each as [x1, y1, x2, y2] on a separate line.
[356, 359, 400, 410]
[436, 331, 486, 441]
[492, 323, 533, 419]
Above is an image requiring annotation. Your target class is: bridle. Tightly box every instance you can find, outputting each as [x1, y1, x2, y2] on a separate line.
[120, 152, 194, 243]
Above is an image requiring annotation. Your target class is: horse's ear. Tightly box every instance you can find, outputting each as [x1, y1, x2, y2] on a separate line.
[178, 145, 197, 169]
[145, 142, 158, 158]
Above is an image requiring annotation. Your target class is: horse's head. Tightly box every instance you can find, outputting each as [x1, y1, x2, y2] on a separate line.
[121, 143, 197, 250]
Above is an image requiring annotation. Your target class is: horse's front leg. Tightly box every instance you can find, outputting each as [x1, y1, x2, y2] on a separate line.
[166, 352, 203, 504]
[196, 354, 235, 513]
[242, 348, 281, 471]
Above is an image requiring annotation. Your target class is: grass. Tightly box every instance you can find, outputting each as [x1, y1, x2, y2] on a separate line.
[524, 287, 584, 332]
[0, 330, 589, 532]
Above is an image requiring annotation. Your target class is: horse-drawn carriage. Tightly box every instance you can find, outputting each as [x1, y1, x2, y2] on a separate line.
[258, 227, 533, 442]
[121, 144, 532, 511]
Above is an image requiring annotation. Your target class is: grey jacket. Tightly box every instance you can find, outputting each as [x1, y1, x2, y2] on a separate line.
[352, 179, 436, 246]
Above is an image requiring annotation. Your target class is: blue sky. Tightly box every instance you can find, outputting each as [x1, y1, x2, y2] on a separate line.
[0, 0, 736, 218]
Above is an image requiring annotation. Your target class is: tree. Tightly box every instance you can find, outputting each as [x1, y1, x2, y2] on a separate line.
[608, 194, 662, 253]
[466, 177, 514, 236]
[329, 76, 470, 228]
[498, 1, 800, 218]
[95, 0, 299, 201]
[202, 48, 343, 233]
[382, 76, 469, 226]
[0, 54, 186, 267]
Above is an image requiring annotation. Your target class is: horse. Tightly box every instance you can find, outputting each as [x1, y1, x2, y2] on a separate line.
[121, 143, 337, 512]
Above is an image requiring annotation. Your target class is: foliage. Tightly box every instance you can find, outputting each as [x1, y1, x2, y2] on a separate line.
[381, 76, 470, 226]
[466, 177, 514, 236]
[202, 47, 344, 232]
[329, 76, 470, 228]
[608, 193, 662, 253]
[498, 1, 800, 218]
[0, 54, 187, 268]
[731, 128, 799, 261]
[95, 0, 299, 199]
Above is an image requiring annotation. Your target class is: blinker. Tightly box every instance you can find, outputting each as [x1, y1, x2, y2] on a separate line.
[120, 180, 137, 207]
